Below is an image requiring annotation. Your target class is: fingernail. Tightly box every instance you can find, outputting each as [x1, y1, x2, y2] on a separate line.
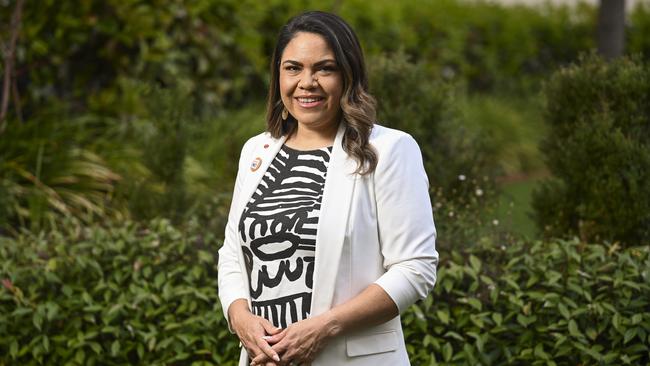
[273, 354, 280, 362]
[262, 336, 272, 340]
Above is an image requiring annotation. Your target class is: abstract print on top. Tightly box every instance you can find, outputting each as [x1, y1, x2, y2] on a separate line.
[239, 144, 332, 328]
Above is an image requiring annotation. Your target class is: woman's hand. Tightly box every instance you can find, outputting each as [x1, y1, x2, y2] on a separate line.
[229, 300, 283, 365]
[250, 313, 340, 366]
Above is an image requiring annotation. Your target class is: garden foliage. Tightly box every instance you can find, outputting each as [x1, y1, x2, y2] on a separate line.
[2, 220, 648, 365]
[369, 51, 501, 249]
[6, 0, 650, 119]
[533, 54, 650, 245]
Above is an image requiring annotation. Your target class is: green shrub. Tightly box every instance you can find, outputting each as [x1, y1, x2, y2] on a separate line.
[12, 0, 650, 118]
[2, 221, 648, 365]
[0, 218, 239, 366]
[0, 112, 122, 234]
[404, 238, 650, 365]
[532, 54, 650, 245]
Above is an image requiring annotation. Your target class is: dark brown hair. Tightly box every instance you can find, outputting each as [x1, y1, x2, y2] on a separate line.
[266, 11, 377, 175]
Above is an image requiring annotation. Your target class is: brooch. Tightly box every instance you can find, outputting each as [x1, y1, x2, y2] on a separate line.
[250, 157, 262, 172]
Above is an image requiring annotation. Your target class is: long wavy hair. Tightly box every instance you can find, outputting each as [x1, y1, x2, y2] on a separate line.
[266, 11, 378, 175]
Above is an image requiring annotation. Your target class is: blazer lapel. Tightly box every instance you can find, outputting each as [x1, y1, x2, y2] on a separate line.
[311, 123, 357, 316]
[234, 133, 287, 220]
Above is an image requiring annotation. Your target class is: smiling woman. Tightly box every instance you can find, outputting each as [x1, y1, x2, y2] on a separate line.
[217, 11, 438, 366]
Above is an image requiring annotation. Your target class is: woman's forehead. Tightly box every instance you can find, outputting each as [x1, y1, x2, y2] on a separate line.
[281, 32, 335, 63]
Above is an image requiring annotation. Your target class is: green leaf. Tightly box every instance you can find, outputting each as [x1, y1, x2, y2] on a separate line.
[442, 342, 452, 362]
[517, 314, 536, 327]
[469, 255, 481, 273]
[33, 312, 43, 331]
[89, 342, 102, 355]
[586, 328, 598, 340]
[43, 335, 50, 352]
[436, 310, 450, 325]
[534, 343, 549, 360]
[612, 312, 622, 331]
[568, 319, 583, 338]
[623, 328, 636, 344]
[75, 349, 85, 364]
[492, 312, 503, 326]
[10, 340, 18, 358]
[558, 303, 570, 319]
[111, 340, 120, 356]
[468, 298, 482, 311]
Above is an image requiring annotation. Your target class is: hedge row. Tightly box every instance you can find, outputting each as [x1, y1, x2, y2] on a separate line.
[2, 219, 649, 365]
[9, 0, 650, 117]
[406, 240, 650, 365]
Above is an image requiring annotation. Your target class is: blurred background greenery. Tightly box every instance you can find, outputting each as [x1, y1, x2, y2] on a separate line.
[1, 0, 649, 365]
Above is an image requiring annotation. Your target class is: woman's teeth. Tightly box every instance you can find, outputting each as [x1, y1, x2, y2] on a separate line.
[298, 97, 322, 103]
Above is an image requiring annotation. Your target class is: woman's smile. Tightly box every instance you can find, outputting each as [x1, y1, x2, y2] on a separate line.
[295, 95, 326, 108]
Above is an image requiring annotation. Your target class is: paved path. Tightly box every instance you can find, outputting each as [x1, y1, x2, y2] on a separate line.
[476, 0, 641, 11]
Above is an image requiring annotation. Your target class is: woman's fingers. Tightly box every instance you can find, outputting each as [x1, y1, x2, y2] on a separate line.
[262, 319, 282, 335]
[255, 336, 281, 363]
[265, 328, 287, 344]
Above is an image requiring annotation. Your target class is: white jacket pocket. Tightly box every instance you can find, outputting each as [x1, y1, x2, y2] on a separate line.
[345, 330, 398, 357]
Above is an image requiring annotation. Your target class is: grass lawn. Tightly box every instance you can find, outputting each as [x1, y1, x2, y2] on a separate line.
[496, 178, 544, 238]
[457, 92, 548, 238]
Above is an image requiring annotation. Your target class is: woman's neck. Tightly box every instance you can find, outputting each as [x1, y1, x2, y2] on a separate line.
[285, 120, 339, 150]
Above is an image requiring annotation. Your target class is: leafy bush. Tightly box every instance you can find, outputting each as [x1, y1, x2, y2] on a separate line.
[3, 220, 648, 365]
[342, 0, 597, 93]
[404, 238, 650, 365]
[532, 54, 650, 245]
[8, 0, 650, 119]
[0, 112, 122, 234]
[0, 218, 240, 366]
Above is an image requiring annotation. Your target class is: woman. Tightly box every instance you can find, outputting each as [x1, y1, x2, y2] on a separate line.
[217, 11, 438, 366]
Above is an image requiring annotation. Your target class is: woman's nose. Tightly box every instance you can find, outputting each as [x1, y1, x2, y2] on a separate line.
[298, 72, 318, 89]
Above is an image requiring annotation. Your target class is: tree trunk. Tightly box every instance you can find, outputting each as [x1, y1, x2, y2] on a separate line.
[597, 0, 626, 60]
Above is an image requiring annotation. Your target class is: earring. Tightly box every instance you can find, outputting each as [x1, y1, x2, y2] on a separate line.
[282, 107, 288, 120]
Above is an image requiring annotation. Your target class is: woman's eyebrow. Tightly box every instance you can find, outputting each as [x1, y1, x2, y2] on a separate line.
[282, 59, 337, 67]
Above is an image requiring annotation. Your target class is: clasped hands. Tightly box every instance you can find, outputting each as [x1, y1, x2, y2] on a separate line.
[231, 308, 338, 366]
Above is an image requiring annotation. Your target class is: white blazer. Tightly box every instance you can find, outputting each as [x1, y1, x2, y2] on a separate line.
[218, 123, 438, 366]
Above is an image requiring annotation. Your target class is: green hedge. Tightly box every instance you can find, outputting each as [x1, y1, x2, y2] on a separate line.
[0, 219, 239, 365]
[407, 240, 650, 365]
[10, 0, 650, 117]
[2, 220, 649, 365]
[533, 54, 650, 245]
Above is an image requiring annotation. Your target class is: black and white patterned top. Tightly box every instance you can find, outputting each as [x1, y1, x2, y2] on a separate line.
[238, 144, 332, 328]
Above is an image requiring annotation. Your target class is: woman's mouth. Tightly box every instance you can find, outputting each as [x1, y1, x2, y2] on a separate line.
[295, 96, 325, 108]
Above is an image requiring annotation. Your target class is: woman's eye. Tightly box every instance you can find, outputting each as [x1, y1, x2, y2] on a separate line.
[319, 66, 337, 73]
[285, 66, 300, 72]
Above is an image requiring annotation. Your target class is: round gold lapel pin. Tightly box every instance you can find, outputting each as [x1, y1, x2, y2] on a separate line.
[250, 157, 262, 172]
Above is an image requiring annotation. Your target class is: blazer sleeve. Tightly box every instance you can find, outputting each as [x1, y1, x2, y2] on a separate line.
[372, 133, 439, 313]
[217, 138, 254, 333]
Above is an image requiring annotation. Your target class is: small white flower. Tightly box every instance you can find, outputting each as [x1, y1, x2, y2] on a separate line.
[500, 245, 506, 250]
[492, 219, 499, 226]
[458, 174, 466, 181]
[448, 211, 455, 217]
[442, 66, 456, 79]
[475, 188, 484, 197]
[435, 202, 442, 209]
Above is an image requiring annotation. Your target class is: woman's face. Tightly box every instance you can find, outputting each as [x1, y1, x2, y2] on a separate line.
[279, 32, 343, 131]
